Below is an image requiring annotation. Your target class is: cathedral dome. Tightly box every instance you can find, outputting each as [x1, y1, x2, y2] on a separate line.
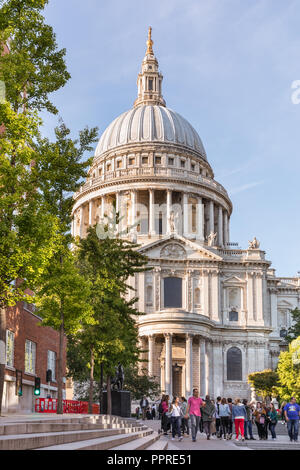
[94, 105, 207, 160]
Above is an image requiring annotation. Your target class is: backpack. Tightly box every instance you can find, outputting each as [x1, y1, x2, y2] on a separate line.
[158, 402, 163, 414]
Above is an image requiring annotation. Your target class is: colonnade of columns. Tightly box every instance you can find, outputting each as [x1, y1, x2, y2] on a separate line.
[141, 333, 215, 399]
[73, 189, 230, 247]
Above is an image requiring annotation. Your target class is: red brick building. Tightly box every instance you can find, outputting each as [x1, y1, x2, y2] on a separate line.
[2, 301, 66, 413]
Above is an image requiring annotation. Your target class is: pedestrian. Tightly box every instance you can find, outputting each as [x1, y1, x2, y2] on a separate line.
[284, 396, 300, 442]
[135, 406, 140, 419]
[151, 403, 156, 420]
[219, 398, 231, 440]
[169, 396, 183, 442]
[140, 396, 149, 420]
[161, 394, 170, 435]
[180, 397, 189, 436]
[202, 395, 216, 440]
[253, 402, 267, 440]
[232, 398, 247, 442]
[184, 388, 203, 442]
[215, 396, 222, 438]
[280, 400, 287, 424]
[242, 399, 255, 440]
[268, 402, 278, 440]
[227, 398, 233, 439]
[146, 406, 152, 420]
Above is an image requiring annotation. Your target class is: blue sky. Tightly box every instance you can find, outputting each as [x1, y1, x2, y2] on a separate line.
[42, 0, 300, 277]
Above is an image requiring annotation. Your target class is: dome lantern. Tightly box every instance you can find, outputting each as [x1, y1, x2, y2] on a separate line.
[134, 27, 166, 108]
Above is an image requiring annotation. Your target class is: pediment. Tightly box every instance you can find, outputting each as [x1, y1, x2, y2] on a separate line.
[138, 233, 223, 261]
[223, 275, 245, 285]
[277, 299, 293, 308]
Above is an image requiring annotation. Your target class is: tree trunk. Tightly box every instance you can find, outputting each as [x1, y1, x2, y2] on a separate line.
[0, 306, 7, 416]
[107, 375, 112, 416]
[99, 362, 103, 415]
[88, 348, 94, 414]
[57, 312, 64, 414]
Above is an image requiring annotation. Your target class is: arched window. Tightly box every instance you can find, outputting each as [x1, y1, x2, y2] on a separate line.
[229, 310, 238, 322]
[227, 347, 242, 381]
[164, 277, 182, 308]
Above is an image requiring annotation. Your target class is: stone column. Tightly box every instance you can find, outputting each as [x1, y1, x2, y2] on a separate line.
[246, 272, 254, 323]
[199, 337, 206, 397]
[148, 335, 155, 377]
[197, 197, 204, 241]
[270, 288, 278, 334]
[209, 200, 214, 235]
[213, 341, 223, 397]
[218, 206, 223, 246]
[79, 205, 84, 238]
[256, 273, 264, 323]
[101, 196, 105, 219]
[149, 189, 155, 235]
[183, 193, 189, 237]
[205, 340, 213, 397]
[131, 190, 136, 228]
[166, 190, 172, 234]
[223, 211, 229, 247]
[185, 334, 193, 397]
[164, 333, 172, 396]
[88, 199, 93, 226]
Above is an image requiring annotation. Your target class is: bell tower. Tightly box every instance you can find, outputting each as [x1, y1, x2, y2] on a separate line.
[134, 27, 166, 107]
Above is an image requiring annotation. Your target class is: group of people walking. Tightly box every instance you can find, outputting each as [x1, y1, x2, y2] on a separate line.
[158, 389, 300, 443]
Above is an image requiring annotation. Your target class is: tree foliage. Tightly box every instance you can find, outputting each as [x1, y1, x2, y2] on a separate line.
[286, 308, 300, 343]
[247, 369, 279, 400]
[0, 0, 70, 113]
[275, 342, 300, 402]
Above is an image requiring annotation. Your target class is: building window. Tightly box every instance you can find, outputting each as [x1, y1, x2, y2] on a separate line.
[168, 157, 174, 166]
[25, 340, 36, 375]
[191, 163, 195, 171]
[227, 347, 242, 381]
[229, 310, 238, 322]
[23, 302, 37, 314]
[116, 159, 122, 169]
[155, 156, 161, 165]
[142, 156, 148, 165]
[6, 330, 14, 367]
[280, 328, 287, 338]
[128, 157, 135, 166]
[148, 79, 153, 91]
[164, 277, 182, 308]
[181, 160, 185, 168]
[194, 288, 200, 306]
[47, 350, 56, 381]
[106, 163, 111, 172]
[146, 285, 153, 305]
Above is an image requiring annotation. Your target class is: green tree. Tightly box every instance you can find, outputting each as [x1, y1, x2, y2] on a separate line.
[0, 0, 70, 114]
[123, 365, 160, 401]
[275, 343, 300, 402]
[247, 369, 279, 401]
[69, 225, 149, 414]
[286, 308, 300, 343]
[35, 121, 98, 414]
[0, 102, 59, 414]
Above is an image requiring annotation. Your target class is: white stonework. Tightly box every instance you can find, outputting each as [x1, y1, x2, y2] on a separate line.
[72, 30, 300, 400]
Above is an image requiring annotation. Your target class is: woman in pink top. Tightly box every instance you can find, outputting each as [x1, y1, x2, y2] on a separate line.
[161, 394, 170, 435]
[184, 388, 203, 442]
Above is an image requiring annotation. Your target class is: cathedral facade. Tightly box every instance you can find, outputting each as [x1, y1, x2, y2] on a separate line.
[72, 30, 300, 400]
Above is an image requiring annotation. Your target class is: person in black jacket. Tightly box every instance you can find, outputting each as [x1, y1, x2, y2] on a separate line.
[140, 396, 149, 420]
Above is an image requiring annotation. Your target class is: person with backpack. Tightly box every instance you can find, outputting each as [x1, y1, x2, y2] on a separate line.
[180, 397, 189, 436]
[227, 398, 233, 439]
[243, 399, 255, 440]
[202, 395, 216, 440]
[232, 398, 247, 441]
[215, 396, 222, 438]
[219, 398, 231, 440]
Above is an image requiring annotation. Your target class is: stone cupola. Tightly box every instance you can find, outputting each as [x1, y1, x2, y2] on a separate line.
[134, 27, 166, 108]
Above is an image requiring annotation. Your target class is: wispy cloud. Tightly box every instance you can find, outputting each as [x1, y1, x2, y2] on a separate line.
[229, 180, 264, 195]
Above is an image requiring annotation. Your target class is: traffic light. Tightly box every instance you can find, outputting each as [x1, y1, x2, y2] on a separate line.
[34, 377, 41, 396]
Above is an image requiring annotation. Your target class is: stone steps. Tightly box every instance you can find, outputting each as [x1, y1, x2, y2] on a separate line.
[110, 432, 160, 450]
[37, 429, 154, 451]
[0, 415, 162, 450]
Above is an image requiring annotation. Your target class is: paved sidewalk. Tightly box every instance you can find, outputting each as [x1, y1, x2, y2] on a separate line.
[139, 419, 299, 451]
